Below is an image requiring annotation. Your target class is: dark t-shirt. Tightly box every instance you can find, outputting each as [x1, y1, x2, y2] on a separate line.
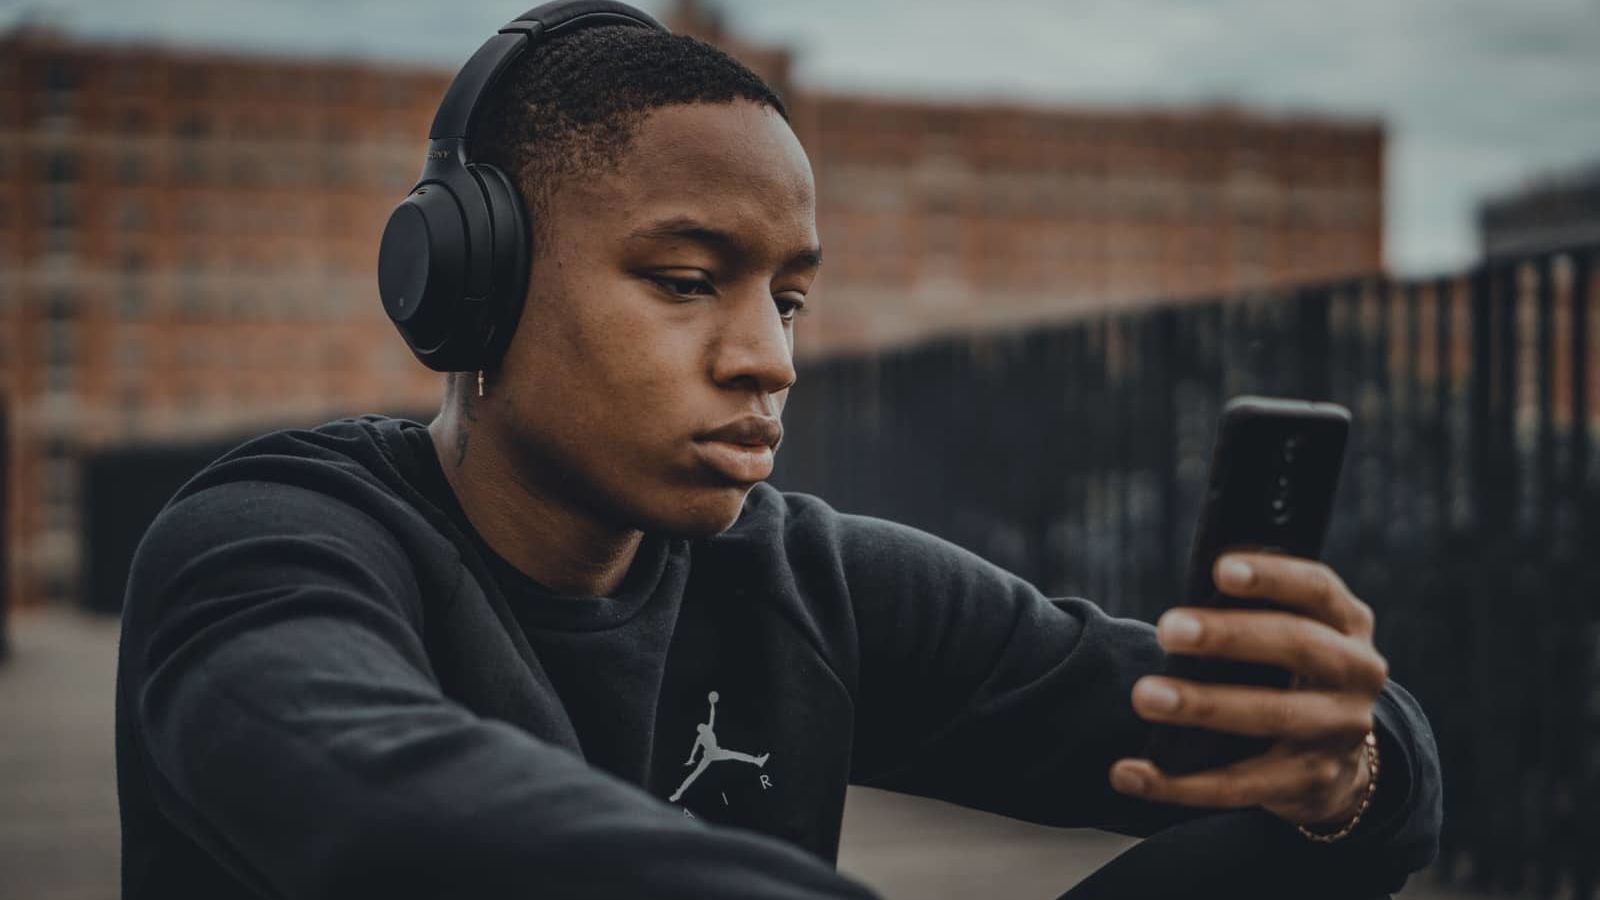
[114, 414, 1442, 899]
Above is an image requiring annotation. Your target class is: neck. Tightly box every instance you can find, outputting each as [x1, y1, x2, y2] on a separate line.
[427, 405, 642, 598]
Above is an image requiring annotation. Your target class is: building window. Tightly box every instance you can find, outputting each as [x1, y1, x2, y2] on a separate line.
[45, 228, 74, 255]
[175, 114, 211, 182]
[321, 75, 353, 103]
[119, 281, 146, 319]
[118, 152, 146, 186]
[230, 153, 264, 187]
[178, 257, 207, 318]
[44, 152, 80, 184]
[177, 151, 207, 183]
[44, 59, 79, 92]
[116, 335, 145, 368]
[176, 113, 211, 141]
[42, 58, 79, 120]
[321, 118, 351, 144]
[117, 200, 149, 232]
[179, 204, 209, 232]
[118, 108, 149, 133]
[46, 334, 76, 389]
[119, 253, 147, 318]
[45, 187, 76, 229]
[47, 319, 76, 365]
[46, 289, 77, 320]
[230, 282, 260, 319]
[43, 438, 77, 530]
[322, 150, 351, 182]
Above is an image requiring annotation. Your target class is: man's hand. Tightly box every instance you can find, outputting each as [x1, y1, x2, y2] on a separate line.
[1109, 551, 1387, 827]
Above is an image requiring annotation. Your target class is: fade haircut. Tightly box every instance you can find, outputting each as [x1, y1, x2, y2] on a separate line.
[447, 25, 787, 401]
[469, 24, 789, 240]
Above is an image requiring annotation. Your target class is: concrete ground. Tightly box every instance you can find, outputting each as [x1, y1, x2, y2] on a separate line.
[0, 607, 1486, 900]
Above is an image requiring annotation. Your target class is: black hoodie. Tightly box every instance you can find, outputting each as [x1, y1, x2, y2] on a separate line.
[115, 414, 1442, 899]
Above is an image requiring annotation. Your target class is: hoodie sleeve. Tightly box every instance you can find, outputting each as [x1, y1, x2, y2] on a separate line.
[835, 511, 1442, 895]
[122, 479, 879, 900]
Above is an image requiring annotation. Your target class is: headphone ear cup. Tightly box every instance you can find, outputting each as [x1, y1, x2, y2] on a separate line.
[470, 162, 533, 371]
[378, 183, 470, 368]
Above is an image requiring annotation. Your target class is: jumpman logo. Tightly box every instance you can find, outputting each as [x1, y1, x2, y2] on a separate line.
[669, 691, 770, 803]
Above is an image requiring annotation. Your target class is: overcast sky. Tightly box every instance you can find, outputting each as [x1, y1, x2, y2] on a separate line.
[5, 0, 1599, 276]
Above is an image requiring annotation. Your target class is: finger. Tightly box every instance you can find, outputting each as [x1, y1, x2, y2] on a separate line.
[1111, 746, 1362, 821]
[1130, 676, 1376, 741]
[1213, 553, 1375, 638]
[1156, 608, 1389, 692]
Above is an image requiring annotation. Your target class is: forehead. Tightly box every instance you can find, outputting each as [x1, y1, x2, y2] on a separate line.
[562, 101, 817, 254]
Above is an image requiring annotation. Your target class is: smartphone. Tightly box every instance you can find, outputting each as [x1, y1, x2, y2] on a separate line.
[1141, 395, 1351, 776]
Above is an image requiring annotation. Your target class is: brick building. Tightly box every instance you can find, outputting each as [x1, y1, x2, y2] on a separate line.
[0, 29, 453, 608]
[668, 0, 1385, 354]
[790, 94, 1383, 353]
[0, 5, 1384, 609]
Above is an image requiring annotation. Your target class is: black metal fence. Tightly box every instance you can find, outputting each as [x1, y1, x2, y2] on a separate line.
[774, 244, 1600, 898]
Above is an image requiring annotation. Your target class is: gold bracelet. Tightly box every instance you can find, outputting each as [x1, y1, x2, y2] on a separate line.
[1296, 730, 1380, 844]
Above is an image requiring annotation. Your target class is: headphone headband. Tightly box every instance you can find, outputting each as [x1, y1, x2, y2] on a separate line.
[428, 2, 665, 141]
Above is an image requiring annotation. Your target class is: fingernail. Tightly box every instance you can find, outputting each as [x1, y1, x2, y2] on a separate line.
[1219, 557, 1254, 588]
[1112, 767, 1148, 794]
[1160, 611, 1202, 645]
[1135, 679, 1180, 712]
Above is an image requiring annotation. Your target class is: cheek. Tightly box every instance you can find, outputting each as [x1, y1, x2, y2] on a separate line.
[533, 288, 704, 445]
[581, 302, 702, 397]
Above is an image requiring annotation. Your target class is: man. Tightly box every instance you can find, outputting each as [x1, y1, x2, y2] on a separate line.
[115, 10, 1442, 899]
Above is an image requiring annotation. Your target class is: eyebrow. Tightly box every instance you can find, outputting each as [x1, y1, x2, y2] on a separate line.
[627, 215, 823, 269]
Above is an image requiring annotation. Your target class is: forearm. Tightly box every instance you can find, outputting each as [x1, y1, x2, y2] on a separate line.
[1343, 679, 1444, 874]
[853, 590, 1212, 836]
[141, 613, 878, 900]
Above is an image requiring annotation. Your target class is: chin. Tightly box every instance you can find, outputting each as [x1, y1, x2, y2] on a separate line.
[646, 485, 755, 537]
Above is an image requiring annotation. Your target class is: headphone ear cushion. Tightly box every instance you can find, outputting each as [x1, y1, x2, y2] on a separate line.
[470, 162, 533, 370]
[378, 182, 470, 362]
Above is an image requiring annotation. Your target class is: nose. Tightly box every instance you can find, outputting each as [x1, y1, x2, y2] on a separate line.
[710, 288, 797, 396]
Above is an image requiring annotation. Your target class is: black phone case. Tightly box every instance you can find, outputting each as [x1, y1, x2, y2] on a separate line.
[1141, 395, 1350, 776]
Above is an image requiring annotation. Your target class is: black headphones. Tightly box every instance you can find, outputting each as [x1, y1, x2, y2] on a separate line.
[377, 0, 666, 374]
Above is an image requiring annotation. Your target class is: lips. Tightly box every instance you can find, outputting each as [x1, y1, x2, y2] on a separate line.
[694, 416, 783, 483]
[696, 416, 783, 450]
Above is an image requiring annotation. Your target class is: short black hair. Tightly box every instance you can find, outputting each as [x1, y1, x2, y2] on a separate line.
[469, 23, 789, 238]
[447, 25, 787, 400]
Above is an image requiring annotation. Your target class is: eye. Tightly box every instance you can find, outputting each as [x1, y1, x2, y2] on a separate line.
[775, 295, 808, 323]
[648, 274, 715, 298]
